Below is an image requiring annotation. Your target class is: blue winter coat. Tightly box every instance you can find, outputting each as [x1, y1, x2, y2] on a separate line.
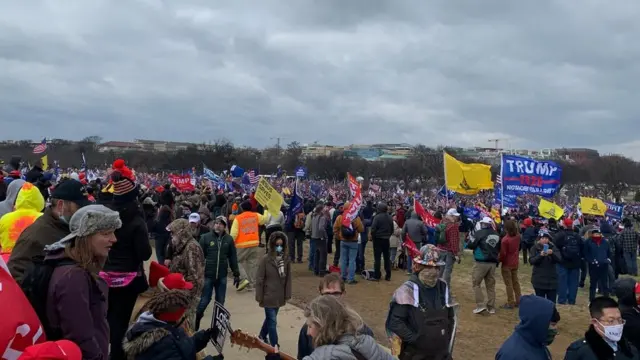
[496, 295, 554, 360]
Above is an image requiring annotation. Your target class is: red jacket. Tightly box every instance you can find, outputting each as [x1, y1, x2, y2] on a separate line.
[499, 234, 521, 268]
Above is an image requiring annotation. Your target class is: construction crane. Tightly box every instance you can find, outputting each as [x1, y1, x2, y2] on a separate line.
[270, 137, 286, 157]
[488, 138, 508, 150]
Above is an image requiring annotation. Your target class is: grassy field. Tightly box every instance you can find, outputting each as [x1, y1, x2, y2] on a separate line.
[287, 243, 635, 360]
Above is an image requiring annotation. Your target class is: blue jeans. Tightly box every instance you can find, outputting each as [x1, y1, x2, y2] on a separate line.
[406, 247, 413, 273]
[340, 241, 358, 281]
[438, 251, 455, 286]
[196, 277, 228, 316]
[308, 238, 317, 271]
[356, 232, 368, 271]
[624, 251, 638, 276]
[259, 307, 279, 346]
[589, 264, 609, 301]
[390, 247, 398, 265]
[155, 237, 168, 265]
[556, 265, 579, 304]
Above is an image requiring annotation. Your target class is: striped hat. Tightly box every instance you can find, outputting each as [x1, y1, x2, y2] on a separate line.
[111, 159, 138, 202]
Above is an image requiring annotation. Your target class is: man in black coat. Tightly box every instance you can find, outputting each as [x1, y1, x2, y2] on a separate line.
[564, 296, 638, 360]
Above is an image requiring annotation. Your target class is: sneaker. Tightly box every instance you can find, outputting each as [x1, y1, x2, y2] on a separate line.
[488, 308, 496, 314]
[236, 279, 250, 291]
[500, 304, 514, 310]
[473, 307, 487, 314]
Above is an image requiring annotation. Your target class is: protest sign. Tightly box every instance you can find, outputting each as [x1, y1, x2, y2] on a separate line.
[254, 177, 283, 217]
[209, 302, 231, 355]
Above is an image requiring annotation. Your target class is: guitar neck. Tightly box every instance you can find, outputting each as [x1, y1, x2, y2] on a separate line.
[261, 344, 296, 360]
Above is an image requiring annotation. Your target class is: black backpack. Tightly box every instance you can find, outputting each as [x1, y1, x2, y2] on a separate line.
[561, 233, 582, 261]
[341, 224, 356, 239]
[20, 255, 76, 340]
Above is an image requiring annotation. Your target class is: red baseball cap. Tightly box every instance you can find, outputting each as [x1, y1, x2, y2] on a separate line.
[148, 261, 170, 287]
[161, 273, 193, 290]
[563, 218, 573, 228]
[19, 340, 82, 360]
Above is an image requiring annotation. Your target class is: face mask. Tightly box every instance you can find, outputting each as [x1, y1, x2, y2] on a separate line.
[598, 322, 624, 342]
[276, 245, 283, 253]
[545, 328, 558, 345]
[418, 268, 439, 287]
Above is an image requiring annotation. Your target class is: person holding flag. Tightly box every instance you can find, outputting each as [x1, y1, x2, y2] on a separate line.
[285, 179, 305, 263]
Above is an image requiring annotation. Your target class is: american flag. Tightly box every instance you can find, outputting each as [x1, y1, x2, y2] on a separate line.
[328, 188, 338, 200]
[248, 169, 259, 185]
[32, 138, 47, 154]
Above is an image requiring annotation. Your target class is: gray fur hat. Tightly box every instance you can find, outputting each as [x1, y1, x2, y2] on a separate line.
[45, 204, 122, 252]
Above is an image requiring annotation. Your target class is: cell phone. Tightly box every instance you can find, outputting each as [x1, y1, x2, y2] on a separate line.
[543, 244, 549, 253]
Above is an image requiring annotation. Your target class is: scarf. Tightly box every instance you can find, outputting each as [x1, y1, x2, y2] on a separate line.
[275, 255, 285, 278]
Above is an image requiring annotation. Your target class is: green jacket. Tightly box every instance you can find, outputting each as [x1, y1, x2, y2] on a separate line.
[199, 230, 240, 280]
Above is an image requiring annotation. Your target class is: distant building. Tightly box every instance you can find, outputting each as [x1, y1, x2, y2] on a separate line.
[98, 141, 142, 153]
[301, 144, 343, 158]
[556, 148, 600, 163]
[134, 139, 198, 152]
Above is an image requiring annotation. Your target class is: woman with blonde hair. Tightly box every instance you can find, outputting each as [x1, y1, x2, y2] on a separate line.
[302, 295, 393, 360]
[41, 205, 121, 360]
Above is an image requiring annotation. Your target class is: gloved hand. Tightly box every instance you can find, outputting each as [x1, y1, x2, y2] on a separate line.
[233, 276, 240, 288]
[204, 326, 219, 340]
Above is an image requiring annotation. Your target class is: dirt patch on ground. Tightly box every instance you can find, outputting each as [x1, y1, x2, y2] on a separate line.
[289, 243, 601, 360]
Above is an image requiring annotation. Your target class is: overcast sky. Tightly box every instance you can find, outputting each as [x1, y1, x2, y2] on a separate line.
[1, 1, 639, 159]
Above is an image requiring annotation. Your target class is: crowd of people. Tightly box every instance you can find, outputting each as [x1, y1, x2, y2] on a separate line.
[2, 159, 640, 360]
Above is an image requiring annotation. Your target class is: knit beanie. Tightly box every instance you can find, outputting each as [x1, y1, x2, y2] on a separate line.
[111, 159, 138, 203]
[145, 289, 191, 324]
[240, 201, 252, 212]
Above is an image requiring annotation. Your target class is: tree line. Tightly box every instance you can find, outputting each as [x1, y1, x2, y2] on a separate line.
[1, 137, 638, 201]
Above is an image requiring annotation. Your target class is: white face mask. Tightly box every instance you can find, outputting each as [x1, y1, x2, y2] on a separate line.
[598, 321, 624, 342]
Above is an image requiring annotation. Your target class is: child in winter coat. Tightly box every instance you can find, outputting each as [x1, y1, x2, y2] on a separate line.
[123, 286, 222, 360]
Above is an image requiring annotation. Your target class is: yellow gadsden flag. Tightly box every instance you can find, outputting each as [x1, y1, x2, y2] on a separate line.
[580, 197, 606, 216]
[444, 152, 493, 195]
[538, 198, 564, 220]
[41, 155, 48, 171]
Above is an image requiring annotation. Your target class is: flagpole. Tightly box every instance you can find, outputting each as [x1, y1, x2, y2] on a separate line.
[443, 150, 448, 193]
[500, 153, 504, 213]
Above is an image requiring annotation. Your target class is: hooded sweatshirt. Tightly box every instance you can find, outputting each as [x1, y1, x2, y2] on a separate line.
[0, 182, 45, 255]
[496, 295, 554, 360]
[0, 179, 26, 219]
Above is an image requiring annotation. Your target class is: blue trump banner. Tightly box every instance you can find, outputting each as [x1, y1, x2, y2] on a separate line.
[501, 155, 562, 198]
[605, 202, 624, 220]
[494, 184, 517, 208]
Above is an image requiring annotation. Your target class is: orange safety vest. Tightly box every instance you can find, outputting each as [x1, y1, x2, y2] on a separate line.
[234, 211, 260, 249]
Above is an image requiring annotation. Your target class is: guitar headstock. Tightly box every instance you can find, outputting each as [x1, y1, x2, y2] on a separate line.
[229, 329, 267, 352]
